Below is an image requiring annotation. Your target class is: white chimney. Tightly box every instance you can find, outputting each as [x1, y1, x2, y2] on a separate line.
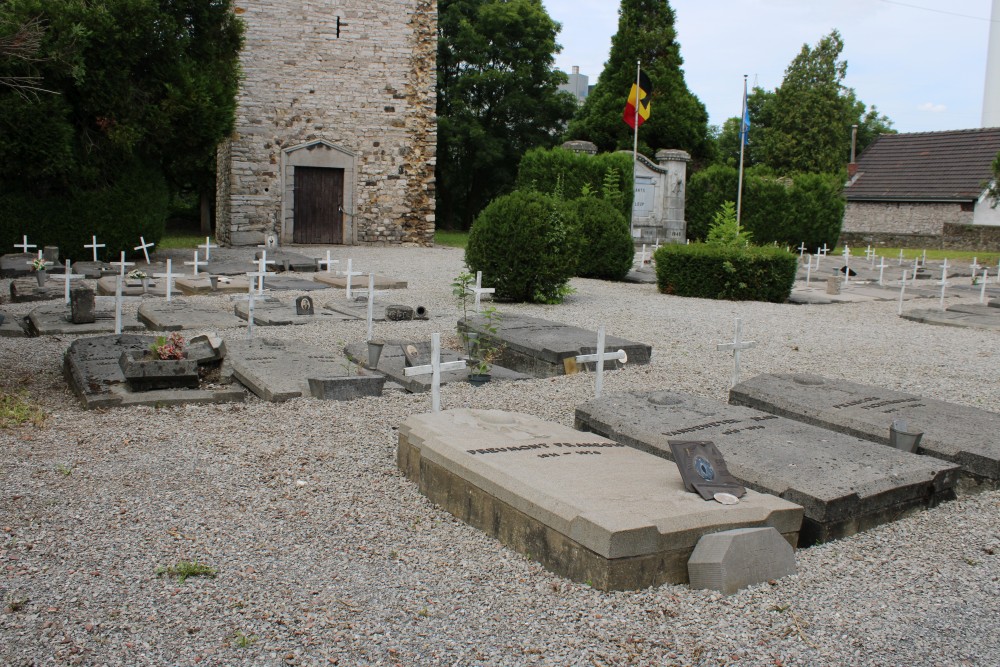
[983, 0, 1000, 127]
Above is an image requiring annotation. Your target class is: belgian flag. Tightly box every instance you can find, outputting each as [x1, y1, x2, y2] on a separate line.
[623, 70, 652, 129]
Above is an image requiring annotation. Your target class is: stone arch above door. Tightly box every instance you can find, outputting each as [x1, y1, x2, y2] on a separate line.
[281, 140, 356, 245]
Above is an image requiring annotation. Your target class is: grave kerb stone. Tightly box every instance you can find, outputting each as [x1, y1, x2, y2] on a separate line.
[688, 527, 797, 595]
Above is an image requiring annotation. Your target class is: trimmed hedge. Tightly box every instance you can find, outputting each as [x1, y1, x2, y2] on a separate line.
[465, 190, 579, 303]
[515, 147, 634, 218]
[562, 197, 633, 280]
[654, 243, 798, 303]
[686, 165, 845, 251]
[0, 160, 168, 262]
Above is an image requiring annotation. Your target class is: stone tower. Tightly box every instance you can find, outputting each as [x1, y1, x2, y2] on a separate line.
[216, 1, 437, 247]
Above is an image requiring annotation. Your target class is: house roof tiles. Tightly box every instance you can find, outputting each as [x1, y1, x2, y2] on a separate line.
[845, 127, 1000, 202]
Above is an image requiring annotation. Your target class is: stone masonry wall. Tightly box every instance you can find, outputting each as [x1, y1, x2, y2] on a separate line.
[216, 0, 437, 246]
[840, 201, 1000, 250]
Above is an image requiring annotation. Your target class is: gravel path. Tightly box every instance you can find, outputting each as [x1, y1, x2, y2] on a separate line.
[1, 245, 998, 666]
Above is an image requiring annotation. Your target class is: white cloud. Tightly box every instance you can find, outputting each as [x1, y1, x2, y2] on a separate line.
[918, 102, 948, 113]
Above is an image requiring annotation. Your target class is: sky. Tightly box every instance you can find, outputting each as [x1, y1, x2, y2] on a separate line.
[542, 0, 996, 134]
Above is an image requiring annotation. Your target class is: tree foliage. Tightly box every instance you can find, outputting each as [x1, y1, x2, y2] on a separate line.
[0, 0, 243, 251]
[719, 31, 892, 173]
[990, 152, 1000, 206]
[436, 0, 577, 230]
[515, 147, 634, 218]
[564, 0, 712, 163]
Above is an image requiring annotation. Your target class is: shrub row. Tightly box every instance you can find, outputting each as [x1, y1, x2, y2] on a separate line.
[686, 164, 845, 252]
[653, 242, 798, 303]
[515, 147, 634, 219]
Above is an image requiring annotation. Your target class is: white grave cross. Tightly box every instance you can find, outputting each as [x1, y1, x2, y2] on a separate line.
[340, 258, 364, 300]
[185, 250, 205, 277]
[85, 236, 106, 262]
[153, 259, 183, 302]
[797, 242, 807, 259]
[114, 275, 124, 335]
[134, 237, 155, 264]
[403, 333, 467, 413]
[937, 261, 949, 311]
[248, 258, 275, 296]
[898, 249, 905, 266]
[876, 256, 889, 286]
[898, 269, 909, 316]
[198, 237, 218, 261]
[818, 243, 829, 257]
[842, 245, 851, 284]
[717, 318, 757, 389]
[14, 235, 36, 254]
[53, 260, 83, 304]
[317, 250, 339, 274]
[980, 269, 989, 304]
[468, 271, 495, 313]
[573, 326, 628, 399]
[110, 251, 134, 278]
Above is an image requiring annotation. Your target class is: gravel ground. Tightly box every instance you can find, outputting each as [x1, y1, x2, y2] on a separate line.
[1, 244, 998, 667]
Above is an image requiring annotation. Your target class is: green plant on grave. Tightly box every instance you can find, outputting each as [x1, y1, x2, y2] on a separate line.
[149, 332, 186, 360]
[30, 257, 49, 272]
[155, 559, 217, 584]
[705, 201, 754, 248]
[452, 271, 504, 376]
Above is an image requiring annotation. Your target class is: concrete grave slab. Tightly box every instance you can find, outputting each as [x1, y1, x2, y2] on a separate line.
[9, 280, 63, 303]
[900, 307, 1000, 331]
[137, 299, 244, 331]
[574, 390, 959, 545]
[0, 311, 27, 337]
[203, 259, 258, 276]
[1, 253, 35, 278]
[458, 314, 652, 378]
[27, 301, 144, 336]
[96, 276, 167, 297]
[233, 298, 356, 326]
[730, 373, 1000, 484]
[688, 527, 797, 595]
[175, 275, 251, 295]
[344, 340, 531, 393]
[62, 334, 244, 409]
[264, 275, 332, 291]
[254, 250, 317, 272]
[324, 301, 441, 322]
[398, 409, 803, 590]
[313, 272, 408, 290]
[70, 261, 114, 279]
[225, 338, 379, 402]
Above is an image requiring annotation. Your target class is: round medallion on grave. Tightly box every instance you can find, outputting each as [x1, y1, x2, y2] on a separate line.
[694, 456, 716, 481]
[647, 392, 682, 406]
[792, 374, 825, 386]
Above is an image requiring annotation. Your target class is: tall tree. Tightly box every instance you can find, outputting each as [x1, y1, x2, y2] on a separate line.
[436, 0, 577, 230]
[740, 31, 893, 174]
[564, 0, 712, 163]
[0, 0, 243, 230]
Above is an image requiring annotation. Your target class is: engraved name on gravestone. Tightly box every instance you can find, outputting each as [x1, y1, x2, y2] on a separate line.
[729, 373, 1000, 483]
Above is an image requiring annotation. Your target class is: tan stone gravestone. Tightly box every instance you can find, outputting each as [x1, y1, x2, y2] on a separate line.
[398, 409, 803, 590]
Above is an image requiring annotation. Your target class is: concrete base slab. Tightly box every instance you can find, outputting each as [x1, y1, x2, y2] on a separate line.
[96, 276, 167, 297]
[1, 253, 35, 278]
[575, 390, 958, 545]
[224, 338, 375, 402]
[70, 261, 114, 279]
[344, 340, 531, 393]
[730, 373, 1000, 484]
[255, 250, 317, 272]
[688, 527, 797, 595]
[28, 302, 144, 336]
[234, 299, 356, 326]
[203, 260, 256, 276]
[398, 409, 803, 590]
[63, 334, 244, 409]
[0, 311, 27, 337]
[264, 275, 332, 292]
[458, 314, 652, 378]
[175, 276, 251, 295]
[137, 300, 244, 331]
[313, 272, 408, 290]
[900, 307, 1000, 331]
[9, 280, 63, 303]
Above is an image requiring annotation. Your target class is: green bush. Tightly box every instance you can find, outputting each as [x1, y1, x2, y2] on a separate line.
[0, 160, 168, 262]
[515, 147, 634, 218]
[562, 197, 633, 280]
[653, 243, 797, 303]
[465, 190, 579, 303]
[686, 165, 844, 250]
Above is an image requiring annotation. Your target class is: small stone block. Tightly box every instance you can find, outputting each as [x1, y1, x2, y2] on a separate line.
[307, 373, 386, 401]
[688, 527, 797, 595]
[186, 333, 227, 365]
[295, 295, 315, 316]
[386, 304, 414, 321]
[118, 351, 200, 391]
[70, 287, 97, 324]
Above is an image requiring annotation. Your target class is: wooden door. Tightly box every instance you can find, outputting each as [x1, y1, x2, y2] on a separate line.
[294, 167, 344, 244]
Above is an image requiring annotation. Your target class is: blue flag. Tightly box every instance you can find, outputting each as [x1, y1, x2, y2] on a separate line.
[740, 91, 751, 146]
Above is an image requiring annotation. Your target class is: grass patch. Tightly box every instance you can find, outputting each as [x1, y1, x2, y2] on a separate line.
[232, 630, 258, 648]
[0, 391, 46, 429]
[834, 246, 1000, 266]
[155, 559, 217, 584]
[434, 230, 468, 249]
[159, 233, 210, 251]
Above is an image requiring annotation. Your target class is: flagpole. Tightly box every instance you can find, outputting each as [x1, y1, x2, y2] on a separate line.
[736, 75, 748, 232]
[631, 60, 640, 238]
